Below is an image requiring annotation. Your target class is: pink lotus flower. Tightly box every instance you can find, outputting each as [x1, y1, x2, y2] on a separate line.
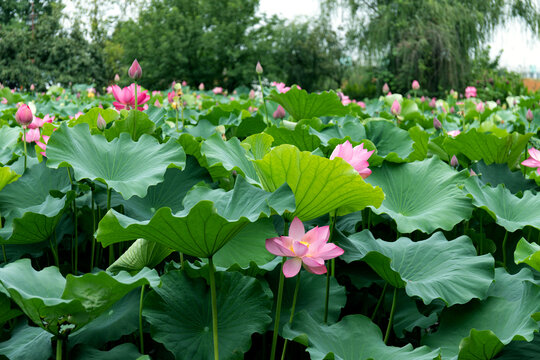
[476, 102, 485, 113]
[154, 99, 161, 107]
[256, 61, 263, 74]
[15, 104, 33, 126]
[265, 217, 344, 278]
[69, 112, 84, 120]
[273, 105, 286, 119]
[152, 90, 161, 96]
[412, 80, 420, 90]
[36, 135, 50, 157]
[167, 91, 175, 104]
[271, 82, 299, 94]
[199, 83, 205, 91]
[128, 59, 142, 80]
[106, 86, 113, 94]
[248, 106, 258, 112]
[30, 84, 35, 91]
[111, 84, 150, 111]
[114, 74, 120, 82]
[390, 100, 401, 116]
[450, 155, 459, 167]
[337, 92, 351, 105]
[447, 130, 461, 137]
[522, 148, 540, 175]
[420, 96, 425, 102]
[1, 98, 7, 104]
[330, 140, 374, 179]
[429, 97, 437, 108]
[182, 81, 187, 86]
[22, 128, 40, 142]
[526, 109, 533, 121]
[358, 101, 366, 109]
[212, 87, 223, 95]
[465, 86, 477, 98]
[249, 89, 256, 99]
[28, 114, 54, 129]
[382, 83, 389, 94]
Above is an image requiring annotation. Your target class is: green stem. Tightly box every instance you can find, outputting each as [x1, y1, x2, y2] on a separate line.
[56, 338, 63, 360]
[139, 284, 145, 354]
[479, 215, 483, 254]
[22, 127, 27, 171]
[181, 105, 185, 129]
[371, 282, 388, 320]
[324, 211, 337, 323]
[90, 192, 96, 270]
[208, 256, 219, 360]
[49, 235, 59, 268]
[73, 199, 78, 274]
[384, 287, 397, 344]
[502, 230, 509, 270]
[258, 75, 269, 126]
[106, 187, 115, 265]
[66, 167, 73, 185]
[133, 81, 138, 139]
[324, 269, 330, 324]
[270, 258, 286, 360]
[280, 272, 301, 360]
[175, 108, 179, 132]
[1, 244, 7, 263]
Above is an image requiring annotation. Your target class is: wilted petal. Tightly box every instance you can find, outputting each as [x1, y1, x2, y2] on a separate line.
[283, 258, 302, 278]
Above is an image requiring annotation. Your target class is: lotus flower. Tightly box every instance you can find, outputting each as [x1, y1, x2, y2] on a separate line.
[465, 86, 477, 98]
[429, 97, 437, 108]
[358, 101, 366, 109]
[22, 128, 40, 142]
[128, 59, 142, 80]
[382, 83, 389, 94]
[390, 100, 401, 116]
[450, 155, 459, 167]
[114, 74, 120, 82]
[433, 117, 442, 130]
[112, 84, 150, 111]
[337, 92, 351, 105]
[273, 105, 286, 119]
[447, 130, 461, 137]
[69, 112, 84, 120]
[412, 80, 420, 90]
[212, 87, 223, 95]
[271, 82, 298, 94]
[167, 91, 175, 104]
[522, 148, 540, 175]
[28, 114, 54, 129]
[330, 140, 374, 179]
[265, 217, 344, 278]
[15, 104, 33, 126]
[199, 83, 205, 91]
[476, 102, 485, 113]
[249, 89, 256, 99]
[526, 109, 533, 121]
[36, 135, 50, 157]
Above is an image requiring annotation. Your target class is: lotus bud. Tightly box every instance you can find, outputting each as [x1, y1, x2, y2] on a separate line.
[30, 84, 35, 91]
[15, 104, 33, 126]
[429, 97, 436, 108]
[420, 96, 425, 102]
[433, 117, 442, 130]
[256, 61, 263, 74]
[476, 102, 484, 113]
[390, 100, 401, 116]
[450, 155, 459, 167]
[182, 81, 187, 86]
[273, 105, 286, 119]
[199, 83, 205, 91]
[526, 109, 533, 122]
[382, 83, 389, 94]
[128, 59, 142, 80]
[114, 74, 120, 82]
[249, 89, 256, 99]
[450, 106, 455, 113]
[96, 113, 106, 131]
[470, 169, 477, 176]
[411, 80, 420, 90]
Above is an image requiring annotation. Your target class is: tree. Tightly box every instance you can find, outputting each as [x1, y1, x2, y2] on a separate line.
[322, 0, 540, 94]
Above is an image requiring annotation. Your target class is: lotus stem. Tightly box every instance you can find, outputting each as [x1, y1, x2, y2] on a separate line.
[257, 74, 269, 127]
[1, 244, 7, 263]
[22, 127, 27, 171]
[384, 286, 397, 344]
[73, 198, 78, 274]
[90, 191, 96, 270]
[270, 258, 286, 360]
[49, 234, 59, 268]
[208, 256, 219, 360]
[324, 210, 337, 324]
[280, 271, 301, 360]
[175, 108, 179, 132]
[371, 282, 388, 320]
[106, 187, 115, 265]
[139, 284, 146, 354]
[133, 81, 138, 140]
[56, 338, 62, 360]
[181, 104, 185, 130]
[502, 230, 509, 270]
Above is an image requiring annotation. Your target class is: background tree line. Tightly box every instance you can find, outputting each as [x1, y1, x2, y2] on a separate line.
[0, 0, 538, 97]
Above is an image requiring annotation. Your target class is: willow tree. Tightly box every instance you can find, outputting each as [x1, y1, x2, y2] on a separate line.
[322, 0, 540, 94]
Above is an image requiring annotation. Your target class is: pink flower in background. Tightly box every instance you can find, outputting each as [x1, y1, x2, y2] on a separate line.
[106, 86, 113, 94]
[476, 102, 485, 113]
[167, 91, 175, 103]
[1, 98, 7, 104]
[128, 59, 142, 80]
[390, 99, 401, 116]
[36, 135, 50, 157]
[330, 140, 374, 179]
[420, 96, 425, 102]
[273, 105, 286, 119]
[154, 99, 161, 107]
[152, 90, 161, 96]
[15, 104, 33, 126]
[212, 87, 223, 95]
[112, 84, 150, 111]
[28, 114, 54, 129]
[249, 89, 256, 99]
[382, 83, 389, 94]
[429, 97, 437, 108]
[337, 92, 351, 105]
[450, 155, 459, 167]
[465, 86, 477, 98]
[22, 128, 40, 142]
[358, 101, 366, 109]
[412, 80, 420, 90]
[271, 82, 299, 93]
[182, 81, 187, 86]
[447, 130, 461, 137]
[248, 106, 258, 112]
[69, 112, 84, 120]
[522, 148, 540, 175]
[199, 83, 205, 91]
[265, 217, 344, 278]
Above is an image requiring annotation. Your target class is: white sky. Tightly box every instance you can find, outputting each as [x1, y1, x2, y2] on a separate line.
[259, 0, 540, 74]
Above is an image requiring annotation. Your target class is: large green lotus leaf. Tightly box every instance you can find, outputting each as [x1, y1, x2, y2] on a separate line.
[267, 87, 348, 120]
[444, 128, 532, 167]
[118, 156, 211, 221]
[472, 160, 538, 194]
[72, 344, 142, 360]
[465, 178, 540, 232]
[423, 269, 540, 360]
[393, 290, 438, 337]
[0, 322, 53, 360]
[514, 238, 540, 271]
[143, 270, 272, 360]
[46, 122, 186, 199]
[283, 312, 440, 360]
[104, 110, 156, 141]
[311, 115, 366, 146]
[241, 133, 274, 160]
[0, 166, 19, 191]
[212, 218, 276, 269]
[96, 176, 295, 258]
[253, 144, 384, 221]
[178, 133, 231, 181]
[408, 126, 429, 161]
[0, 160, 72, 244]
[107, 238, 173, 274]
[366, 157, 473, 233]
[338, 230, 494, 305]
[0, 259, 159, 336]
[497, 333, 540, 359]
[0, 292, 22, 325]
[365, 119, 415, 163]
[264, 124, 321, 151]
[0, 126, 19, 165]
[457, 329, 504, 360]
[68, 107, 119, 128]
[69, 289, 140, 349]
[201, 133, 259, 183]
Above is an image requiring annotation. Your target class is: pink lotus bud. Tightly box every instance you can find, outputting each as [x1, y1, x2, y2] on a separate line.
[30, 84, 35, 91]
[128, 59, 142, 80]
[96, 113, 106, 131]
[420, 96, 425, 102]
[15, 104, 33, 126]
[450, 155, 459, 167]
[199, 83, 205, 91]
[450, 106, 455, 113]
[114, 74, 120, 82]
[273, 105, 286, 119]
[182, 81, 187, 86]
[476, 102, 484, 113]
[390, 100, 401, 116]
[465, 86, 477, 98]
[411, 80, 420, 90]
[256, 61, 263, 74]
[470, 169, 477, 176]
[526, 109, 533, 121]
[249, 89, 256, 99]
[429, 97, 437, 108]
[496, 99, 501, 105]
[433, 117, 442, 130]
[382, 83, 389, 94]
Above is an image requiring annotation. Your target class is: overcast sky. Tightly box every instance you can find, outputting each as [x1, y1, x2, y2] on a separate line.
[259, 0, 540, 74]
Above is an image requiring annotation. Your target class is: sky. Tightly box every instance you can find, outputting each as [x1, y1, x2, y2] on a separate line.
[259, 0, 540, 75]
